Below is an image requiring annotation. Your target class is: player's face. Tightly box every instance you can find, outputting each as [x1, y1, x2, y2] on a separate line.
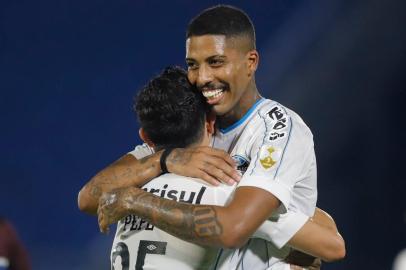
[186, 35, 254, 117]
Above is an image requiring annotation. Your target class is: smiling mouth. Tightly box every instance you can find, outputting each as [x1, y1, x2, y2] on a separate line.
[202, 88, 225, 105]
[202, 88, 224, 99]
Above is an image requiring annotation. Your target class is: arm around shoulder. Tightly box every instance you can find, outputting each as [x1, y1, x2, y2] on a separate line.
[97, 185, 281, 249]
[287, 208, 346, 262]
[203, 186, 282, 249]
[78, 152, 162, 215]
[80, 145, 240, 216]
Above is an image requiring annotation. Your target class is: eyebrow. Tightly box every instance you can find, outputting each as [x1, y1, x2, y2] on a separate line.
[207, 55, 227, 61]
[186, 55, 227, 62]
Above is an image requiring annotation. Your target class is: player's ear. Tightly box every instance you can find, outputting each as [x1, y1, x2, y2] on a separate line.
[246, 49, 259, 77]
[206, 110, 216, 135]
[139, 128, 155, 147]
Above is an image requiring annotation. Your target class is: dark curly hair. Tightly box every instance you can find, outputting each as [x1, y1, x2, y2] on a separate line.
[134, 66, 210, 150]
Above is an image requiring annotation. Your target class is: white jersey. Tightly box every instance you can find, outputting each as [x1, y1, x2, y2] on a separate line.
[111, 173, 236, 270]
[119, 98, 317, 269]
[211, 98, 317, 270]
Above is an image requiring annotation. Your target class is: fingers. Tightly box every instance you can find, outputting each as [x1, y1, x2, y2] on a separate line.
[309, 258, 322, 270]
[200, 162, 237, 185]
[98, 214, 110, 234]
[199, 151, 241, 184]
[97, 204, 110, 234]
[196, 171, 221, 186]
[200, 147, 236, 168]
[168, 146, 241, 185]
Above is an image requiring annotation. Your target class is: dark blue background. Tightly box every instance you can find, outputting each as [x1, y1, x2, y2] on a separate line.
[1, 0, 405, 269]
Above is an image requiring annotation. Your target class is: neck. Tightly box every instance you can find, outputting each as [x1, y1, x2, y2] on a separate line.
[218, 82, 261, 129]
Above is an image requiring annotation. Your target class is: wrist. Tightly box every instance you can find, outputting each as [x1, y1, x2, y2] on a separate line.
[123, 187, 141, 213]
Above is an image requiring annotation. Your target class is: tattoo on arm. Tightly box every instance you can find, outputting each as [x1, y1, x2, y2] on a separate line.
[86, 155, 158, 201]
[87, 170, 118, 199]
[127, 190, 223, 246]
[90, 185, 102, 197]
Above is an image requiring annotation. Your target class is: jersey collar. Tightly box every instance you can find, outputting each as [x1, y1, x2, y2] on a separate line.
[219, 98, 265, 134]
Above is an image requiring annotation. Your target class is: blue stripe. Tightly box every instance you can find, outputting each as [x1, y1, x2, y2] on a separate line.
[241, 239, 251, 270]
[265, 240, 270, 267]
[249, 110, 267, 176]
[220, 98, 265, 134]
[249, 103, 292, 179]
[274, 117, 292, 178]
[213, 248, 223, 270]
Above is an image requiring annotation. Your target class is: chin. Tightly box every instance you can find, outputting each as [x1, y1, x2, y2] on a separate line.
[212, 105, 228, 116]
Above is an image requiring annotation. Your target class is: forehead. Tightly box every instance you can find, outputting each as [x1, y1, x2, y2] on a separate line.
[186, 35, 230, 59]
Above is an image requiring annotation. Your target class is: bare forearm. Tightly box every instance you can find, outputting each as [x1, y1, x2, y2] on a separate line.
[287, 208, 346, 262]
[119, 188, 228, 247]
[99, 186, 279, 249]
[79, 146, 240, 215]
[78, 153, 162, 215]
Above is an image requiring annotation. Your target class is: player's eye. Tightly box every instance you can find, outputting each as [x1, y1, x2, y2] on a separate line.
[186, 61, 198, 70]
[209, 59, 224, 67]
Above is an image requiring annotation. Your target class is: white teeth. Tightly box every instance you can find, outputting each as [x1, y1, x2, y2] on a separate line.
[202, 89, 223, 99]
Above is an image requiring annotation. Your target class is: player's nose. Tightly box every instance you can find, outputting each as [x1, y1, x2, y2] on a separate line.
[196, 65, 213, 88]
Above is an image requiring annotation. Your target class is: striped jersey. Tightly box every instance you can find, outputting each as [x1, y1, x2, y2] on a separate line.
[212, 98, 317, 269]
[111, 173, 235, 270]
[113, 98, 317, 269]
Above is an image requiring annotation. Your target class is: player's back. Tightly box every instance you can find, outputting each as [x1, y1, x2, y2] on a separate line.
[111, 173, 235, 270]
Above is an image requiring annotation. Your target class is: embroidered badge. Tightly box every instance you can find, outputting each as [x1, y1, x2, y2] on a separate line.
[260, 147, 276, 169]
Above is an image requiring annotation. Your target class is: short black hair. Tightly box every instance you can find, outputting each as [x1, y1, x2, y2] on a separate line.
[134, 66, 209, 150]
[186, 5, 256, 49]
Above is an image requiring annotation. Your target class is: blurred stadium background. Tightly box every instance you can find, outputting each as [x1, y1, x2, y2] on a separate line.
[1, 0, 405, 269]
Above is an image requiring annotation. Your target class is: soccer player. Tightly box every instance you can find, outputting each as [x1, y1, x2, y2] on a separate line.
[78, 4, 345, 269]
[109, 66, 231, 270]
[103, 66, 343, 269]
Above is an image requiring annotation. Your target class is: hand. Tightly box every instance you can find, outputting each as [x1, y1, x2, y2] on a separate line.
[166, 146, 241, 186]
[286, 250, 322, 270]
[97, 187, 137, 234]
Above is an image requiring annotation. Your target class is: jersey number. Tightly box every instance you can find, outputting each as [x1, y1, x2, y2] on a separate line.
[112, 241, 167, 270]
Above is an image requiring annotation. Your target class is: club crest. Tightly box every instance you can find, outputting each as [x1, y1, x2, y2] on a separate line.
[232, 155, 249, 174]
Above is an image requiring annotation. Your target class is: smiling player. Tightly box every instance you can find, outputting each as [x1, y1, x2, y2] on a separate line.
[79, 5, 345, 270]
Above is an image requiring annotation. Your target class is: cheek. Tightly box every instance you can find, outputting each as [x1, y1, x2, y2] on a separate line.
[221, 65, 236, 84]
[224, 65, 243, 90]
[187, 72, 197, 84]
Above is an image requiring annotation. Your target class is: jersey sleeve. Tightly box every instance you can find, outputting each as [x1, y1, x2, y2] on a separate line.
[238, 104, 315, 214]
[128, 143, 155, 159]
[252, 211, 309, 248]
